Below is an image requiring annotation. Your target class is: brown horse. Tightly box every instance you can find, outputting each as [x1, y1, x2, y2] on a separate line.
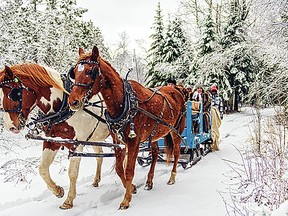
[0, 64, 110, 209]
[68, 46, 186, 209]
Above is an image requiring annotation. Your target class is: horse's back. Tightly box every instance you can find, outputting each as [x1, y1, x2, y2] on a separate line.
[130, 80, 185, 107]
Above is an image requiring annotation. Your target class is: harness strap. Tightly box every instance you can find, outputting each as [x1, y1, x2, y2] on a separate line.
[83, 108, 106, 124]
[139, 87, 174, 117]
[140, 87, 163, 103]
[25, 134, 125, 148]
[138, 106, 187, 149]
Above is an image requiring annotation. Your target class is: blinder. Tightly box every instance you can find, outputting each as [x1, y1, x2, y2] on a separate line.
[4, 87, 23, 113]
[91, 66, 99, 81]
[8, 88, 22, 102]
[78, 60, 100, 81]
[69, 60, 100, 82]
[0, 77, 35, 113]
[68, 66, 75, 80]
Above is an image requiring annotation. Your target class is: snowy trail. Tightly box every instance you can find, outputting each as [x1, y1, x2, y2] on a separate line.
[0, 108, 255, 216]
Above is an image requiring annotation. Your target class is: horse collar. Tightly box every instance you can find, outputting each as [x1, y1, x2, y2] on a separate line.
[105, 80, 138, 141]
[26, 74, 75, 134]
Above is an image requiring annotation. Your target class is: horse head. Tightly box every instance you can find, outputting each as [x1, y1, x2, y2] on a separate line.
[68, 46, 103, 111]
[0, 65, 37, 133]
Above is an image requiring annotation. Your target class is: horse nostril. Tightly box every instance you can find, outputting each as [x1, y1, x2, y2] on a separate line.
[10, 127, 20, 134]
[72, 100, 80, 108]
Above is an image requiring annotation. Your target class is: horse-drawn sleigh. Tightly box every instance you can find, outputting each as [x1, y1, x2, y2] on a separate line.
[0, 46, 218, 210]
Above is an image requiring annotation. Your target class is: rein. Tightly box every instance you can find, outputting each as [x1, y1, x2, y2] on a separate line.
[26, 72, 106, 136]
[104, 78, 187, 148]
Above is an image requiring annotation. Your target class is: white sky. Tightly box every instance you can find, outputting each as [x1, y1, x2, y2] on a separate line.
[77, 0, 180, 49]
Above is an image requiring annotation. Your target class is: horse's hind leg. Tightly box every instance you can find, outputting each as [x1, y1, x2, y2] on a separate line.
[145, 141, 158, 190]
[39, 144, 64, 198]
[167, 133, 181, 185]
[60, 145, 83, 210]
[92, 146, 103, 187]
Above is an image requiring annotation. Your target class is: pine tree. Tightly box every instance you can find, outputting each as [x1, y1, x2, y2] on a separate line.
[0, 0, 29, 64]
[145, 2, 166, 87]
[220, 0, 254, 111]
[188, 1, 221, 90]
[169, 17, 193, 83]
[198, 13, 217, 56]
[162, 16, 180, 63]
[0, 0, 108, 73]
[221, 0, 246, 49]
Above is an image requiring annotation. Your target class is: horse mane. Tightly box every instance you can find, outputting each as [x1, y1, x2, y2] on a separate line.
[9, 64, 67, 93]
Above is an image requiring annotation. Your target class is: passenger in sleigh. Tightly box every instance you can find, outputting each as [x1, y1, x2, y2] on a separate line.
[190, 84, 211, 134]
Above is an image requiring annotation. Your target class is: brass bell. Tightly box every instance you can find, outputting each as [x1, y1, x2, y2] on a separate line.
[129, 129, 136, 138]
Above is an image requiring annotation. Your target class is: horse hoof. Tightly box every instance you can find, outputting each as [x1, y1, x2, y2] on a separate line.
[144, 183, 153, 190]
[132, 184, 137, 194]
[92, 182, 99, 187]
[59, 202, 73, 210]
[167, 180, 175, 185]
[56, 186, 64, 198]
[118, 205, 129, 210]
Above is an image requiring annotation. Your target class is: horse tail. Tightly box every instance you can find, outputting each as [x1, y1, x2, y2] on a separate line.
[164, 132, 174, 163]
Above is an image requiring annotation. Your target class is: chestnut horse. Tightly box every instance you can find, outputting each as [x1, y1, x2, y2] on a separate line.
[0, 64, 110, 209]
[68, 46, 186, 209]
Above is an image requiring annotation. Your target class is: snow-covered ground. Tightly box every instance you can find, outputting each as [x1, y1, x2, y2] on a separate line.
[0, 107, 285, 216]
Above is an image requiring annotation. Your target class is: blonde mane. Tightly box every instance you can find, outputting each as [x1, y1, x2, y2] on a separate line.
[8, 64, 67, 93]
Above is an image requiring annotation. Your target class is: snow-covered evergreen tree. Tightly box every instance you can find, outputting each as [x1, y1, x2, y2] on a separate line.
[198, 13, 217, 56]
[220, 0, 246, 49]
[146, 7, 193, 87]
[0, 0, 108, 73]
[162, 16, 180, 63]
[145, 2, 166, 87]
[168, 17, 193, 83]
[220, 0, 255, 111]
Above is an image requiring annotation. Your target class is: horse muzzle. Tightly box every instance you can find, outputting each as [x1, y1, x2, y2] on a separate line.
[9, 126, 20, 134]
[70, 99, 83, 111]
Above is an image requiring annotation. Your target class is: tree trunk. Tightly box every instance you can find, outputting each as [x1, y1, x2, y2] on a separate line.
[234, 88, 239, 112]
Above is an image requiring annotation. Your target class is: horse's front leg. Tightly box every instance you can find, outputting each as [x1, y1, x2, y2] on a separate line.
[145, 141, 159, 190]
[114, 147, 127, 188]
[60, 145, 83, 210]
[92, 146, 103, 187]
[119, 141, 139, 210]
[39, 143, 64, 198]
[168, 136, 180, 185]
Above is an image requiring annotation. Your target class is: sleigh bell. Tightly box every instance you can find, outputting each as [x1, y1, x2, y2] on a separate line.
[129, 129, 136, 138]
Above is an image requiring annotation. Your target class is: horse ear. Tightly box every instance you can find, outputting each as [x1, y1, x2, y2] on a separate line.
[91, 46, 99, 61]
[79, 48, 85, 56]
[4, 65, 13, 79]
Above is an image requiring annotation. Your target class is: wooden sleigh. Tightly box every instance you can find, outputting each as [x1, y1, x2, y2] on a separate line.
[137, 100, 213, 169]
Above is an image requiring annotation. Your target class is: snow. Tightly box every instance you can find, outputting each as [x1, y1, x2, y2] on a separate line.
[0, 107, 285, 216]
